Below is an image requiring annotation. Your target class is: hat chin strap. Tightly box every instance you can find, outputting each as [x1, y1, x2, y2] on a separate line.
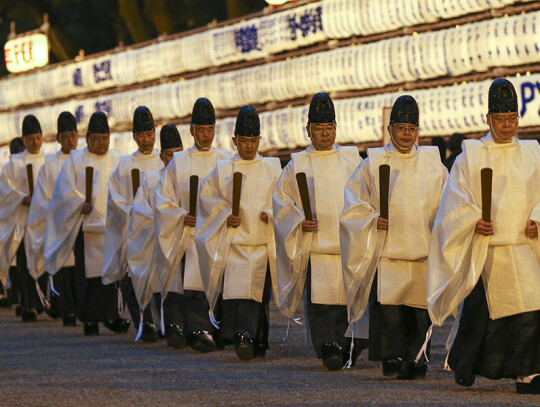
[194, 137, 210, 151]
[490, 126, 514, 144]
[389, 129, 412, 153]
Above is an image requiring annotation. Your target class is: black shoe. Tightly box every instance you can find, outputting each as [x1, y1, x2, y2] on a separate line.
[397, 362, 428, 380]
[382, 357, 402, 377]
[0, 297, 9, 308]
[455, 373, 475, 387]
[104, 317, 131, 334]
[165, 324, 186, 349]
[84, 322, 99, 336]
[234, 330, 254, 361]
[21, 309, 37, 322]
[15, 305, 22, 317]
[187, 330, 216, 353]
[321, 340, 344, 371]
[141, 322, 158, 343]
[62, 314, 77, 327]
[516, 376, 540, 394]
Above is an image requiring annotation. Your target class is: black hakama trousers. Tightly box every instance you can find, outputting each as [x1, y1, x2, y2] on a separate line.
[218, 267, 272, 350]
[52, 266, 77, 317]
[74, 229, 117, 323]
[120, 275, 154, 327]
[449, 280, 540, 381]
[368, 275, 431, 363]
[16, 239, 42, 313]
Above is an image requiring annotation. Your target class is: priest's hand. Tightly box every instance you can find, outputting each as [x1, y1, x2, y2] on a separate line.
[22, 195, 32, 206]
[227, 214, 241, 228]
[81, 202, 93, 215]
[475, 219, 494, 236]
[526, 220, 538, 239]
[184, 214, 197, 227]
[260, 212, 268, 224]
[377, 217, 388, 230]
[302, 219, 318, 232]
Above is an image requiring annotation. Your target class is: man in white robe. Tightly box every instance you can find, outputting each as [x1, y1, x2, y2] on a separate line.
[273, 93, 362, 370]
[44, 112, 129, 336]
[0, 138, 26, 310]
[196, 106, 281, 361]
[102, 106, 162, 339]
[127, 124, 183, 344]
[427, 78, 540, 394]
[340, 95, 447, 379]
[0, 115, 45, 322]
[155, 98, 233, 352]
[26, 112, 79, 326]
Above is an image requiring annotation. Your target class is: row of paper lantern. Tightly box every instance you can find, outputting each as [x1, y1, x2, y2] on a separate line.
[0, 11, 538, 144]
[0, 0, 533, 110]
[2, 74, 537, 166]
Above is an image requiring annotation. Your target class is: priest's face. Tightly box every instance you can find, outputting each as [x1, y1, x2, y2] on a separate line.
[133, 130, 156, 154]
[486, 113, 519, 143]
[306, 122, 337, 151]
[160, 146, 183, 166]
[233, 135, 260, 160]
[388, 123, 419, 153]
[190, 124, 215, 151]
[22, 132, 42, 154]
[86, 133, 110, 155]
[57, 131, 79, 154]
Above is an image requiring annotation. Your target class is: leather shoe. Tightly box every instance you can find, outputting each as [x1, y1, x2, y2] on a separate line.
[188, 330, 216, 353]
[397, 362, 428, 380]
[321, 340, 344, 371]
[382, 357, 402, 377]
[62, 314, 77, 327]
[84, 321, 99, 336]
[455, 373, 475, 387]
[104, 317, 131, 333]
[516, 375, 540, 394]
[234, 330, 254, 361]
[141, 322, 158, 343]
[21, 309, 37, 322]
[165, 324, 186, 349]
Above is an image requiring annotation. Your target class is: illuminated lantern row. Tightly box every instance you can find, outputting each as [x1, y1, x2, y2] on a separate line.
[2, 74, 538, 165]
[0, 0, 533, 109]
[0, 11, 538, 146]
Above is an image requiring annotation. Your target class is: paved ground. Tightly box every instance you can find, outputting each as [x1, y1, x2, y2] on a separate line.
[0, 305, 538, 407]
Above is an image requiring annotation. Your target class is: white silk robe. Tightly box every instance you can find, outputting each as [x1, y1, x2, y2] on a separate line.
[44, 148, 120, 278]
[26, 151, 75, 280]
[102, 149, 162, 285]
[273, 144, 361, 318]
[340, 144, 447, 324]
[155, 146, 233, 297]
[126, 168, 163, 310]
[0, 151, 44, 286]
[427, 133, 540, 325]
[195, 155, 281, 313]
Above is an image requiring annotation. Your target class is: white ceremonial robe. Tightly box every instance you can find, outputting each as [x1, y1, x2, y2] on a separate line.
[427, 133, 540, 325]
[155, 146, 233, 298]
[126, 168, 163, 310]
[102, 149, 162, 285]
[26, 151, 76, 280]
[195, 155, 281, 313]
[340, 144, 447, 324]
[0, 151, 44, 286]
[273, 144, 361, 318]
[44, 148, 120, 278]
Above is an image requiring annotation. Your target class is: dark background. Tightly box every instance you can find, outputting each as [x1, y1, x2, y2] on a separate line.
[0, 0, 267, 77]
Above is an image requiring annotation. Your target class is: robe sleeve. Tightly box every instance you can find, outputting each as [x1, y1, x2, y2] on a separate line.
[272, 161, 313, 318]
[339, 159, 386, 323]
[102, 162, 132, 284]
[25, 163, 51, 279]
[0, 161, 27, 287]
[195, 165, 234, 312]
[427, 154, 490, 326]
[154, 156, 190, 296]
[44, 159, 85, 276]
[127, 178, 156, 310]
